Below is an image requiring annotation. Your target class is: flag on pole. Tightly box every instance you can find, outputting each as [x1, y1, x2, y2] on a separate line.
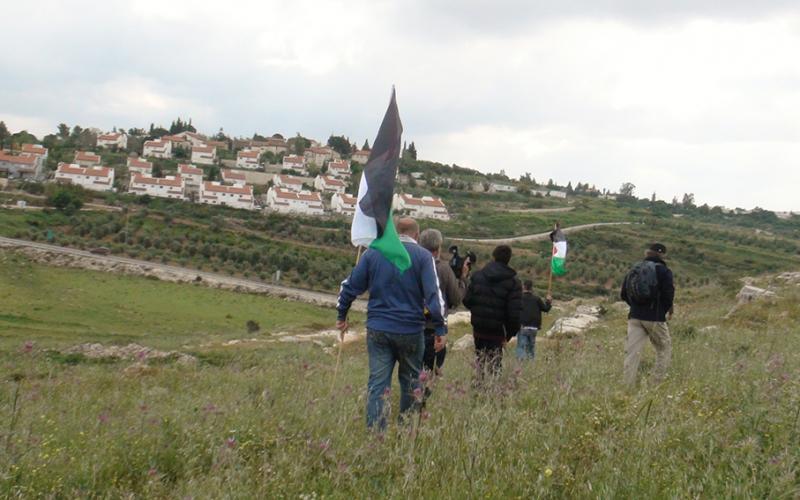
[550, 227, 568, 276]
[350, 88, 411, 271]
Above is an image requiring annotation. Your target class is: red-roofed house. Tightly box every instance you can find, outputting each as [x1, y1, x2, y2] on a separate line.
[97, 132, 128, 149]
[55, 163, 115, 192]
[236, 149, 261, 170]
[282, 154, 306, 174]
[264, 137, 287, 154]
[331, 192, 357, 217]
[74, 151, 102, 167]
[0, 152, 40, 179]
[129, 173, 185, 200]
[191, 145, 216, 165]
[200, 181, 255, 210]
[127, 157, 153, 175]
[273, 174, 306, 192]
[393, 193, 450, 220]
[304, 146, 338, 167]
[175, 131, 207, 147]
[351, 150, 370, 164]
[221, 168, 247, 187]
[178, 164, 204, 192]
[326, 159, 351, 178]
[143, 140, 172, 159]
[314, 175, 346, 194]
[21, 143, 48, 160]
[266, 187, 324, 216]
[161, 134, 191, 150]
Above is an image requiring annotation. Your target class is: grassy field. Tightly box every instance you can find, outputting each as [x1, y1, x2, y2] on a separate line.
[1, 254, 800, 497]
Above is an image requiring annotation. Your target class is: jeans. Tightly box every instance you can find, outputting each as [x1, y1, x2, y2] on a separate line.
[516, 327, 538, 360]
[366, 329, 424, 430]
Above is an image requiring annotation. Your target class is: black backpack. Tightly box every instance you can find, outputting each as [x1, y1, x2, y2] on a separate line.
[625, 261, 661, 305]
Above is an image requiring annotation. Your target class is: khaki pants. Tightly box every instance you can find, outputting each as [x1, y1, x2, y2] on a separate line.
[624, 319, 671, 385]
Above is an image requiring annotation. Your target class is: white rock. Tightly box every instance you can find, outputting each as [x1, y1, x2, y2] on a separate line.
[736, 285, 777, 304]
[452, 334, 474, 351]
[448, 311, 471, 325]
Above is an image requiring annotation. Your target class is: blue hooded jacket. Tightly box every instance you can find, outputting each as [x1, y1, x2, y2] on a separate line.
[337, 237, 447, 336]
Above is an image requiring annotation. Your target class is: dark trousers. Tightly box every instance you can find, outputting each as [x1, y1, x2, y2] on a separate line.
[422, 329, 446, 372]
[474, 336, 504, 380]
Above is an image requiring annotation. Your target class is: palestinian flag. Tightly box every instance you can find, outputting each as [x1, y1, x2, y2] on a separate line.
[550, 227, 568, 276]
[351, 89, 411, 271]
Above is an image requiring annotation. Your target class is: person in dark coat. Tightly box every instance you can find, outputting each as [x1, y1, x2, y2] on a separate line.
[463, 245, 522, 380]
[516, 279, 552, 361]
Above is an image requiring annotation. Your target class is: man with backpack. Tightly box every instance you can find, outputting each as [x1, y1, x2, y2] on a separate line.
[620, 243, 675, 385]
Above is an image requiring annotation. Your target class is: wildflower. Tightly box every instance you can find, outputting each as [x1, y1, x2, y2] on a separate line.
[319, 440, 330, 452]
[23, 341, 34, 353]
[413, 387, 423, 401]
[544, 468, 553, 477]
[419, 370, 429, 383]
[98, 412, 110, 424]
[421, 410, 430, 421]
[147, 468, 157, 477]
[226, 437, 237, 449]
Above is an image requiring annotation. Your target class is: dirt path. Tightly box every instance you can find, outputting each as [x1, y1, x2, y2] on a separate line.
[0, 236, 363, 311]
[506, 206, 575, 214]
[452, 222, 633, 245]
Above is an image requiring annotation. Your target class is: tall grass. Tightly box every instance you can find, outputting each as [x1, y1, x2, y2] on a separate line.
[2, 273, 799, 497]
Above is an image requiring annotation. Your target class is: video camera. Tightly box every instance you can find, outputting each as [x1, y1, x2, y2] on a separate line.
[449, 245, 476, 279]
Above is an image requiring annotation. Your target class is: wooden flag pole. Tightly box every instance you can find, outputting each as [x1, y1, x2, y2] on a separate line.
[331, 246, 364, 394]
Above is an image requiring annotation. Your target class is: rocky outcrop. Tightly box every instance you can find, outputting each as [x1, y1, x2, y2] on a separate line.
[64, 343, 196, 365]
[546, 305, 603, 338]
[736, 285, 777, 304]
[777, 272, 800, 285]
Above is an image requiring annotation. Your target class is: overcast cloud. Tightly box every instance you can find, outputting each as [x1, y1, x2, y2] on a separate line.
[2, 0, 799, 210]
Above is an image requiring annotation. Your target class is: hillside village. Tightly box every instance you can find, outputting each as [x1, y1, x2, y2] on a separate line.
[0, 121, 585, 221]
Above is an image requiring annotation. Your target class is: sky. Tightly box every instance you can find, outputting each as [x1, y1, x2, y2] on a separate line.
[2, 0, 800, 211]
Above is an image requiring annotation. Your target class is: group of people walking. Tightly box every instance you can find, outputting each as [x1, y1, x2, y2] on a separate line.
[336, 217, 675, 430]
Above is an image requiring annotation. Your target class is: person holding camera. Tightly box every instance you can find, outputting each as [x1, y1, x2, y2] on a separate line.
[463, 245, 522, 380]
[418, 229, 471, 377]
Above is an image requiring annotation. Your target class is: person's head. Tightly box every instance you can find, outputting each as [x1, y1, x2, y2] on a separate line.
[523, 279, 533, 292]
[492, 245, 512, 265]
[396, 217, 420, 241]
[645, 242, 667, 259]
[419, 228, 443, 256]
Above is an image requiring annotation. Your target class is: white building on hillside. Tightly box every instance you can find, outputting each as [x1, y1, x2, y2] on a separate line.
[489, 183, 516, 193]
[97, 132, 128, 149]
[129, 173, 185, 200]
[200, 181, 255, 210]
[21, 143, 48, 160]
[266, 187, 325, 216]
[394, 193, 450, 220]
[548, 190, 567, 198]
[273, 174, 306, 192]
[127, 157, 153, 175]
[0, 153, 40, 179]
[176, 131, 207, 147]
[282, 154, 306, 174]
[304, 146, 337, 166]
[221, 169, 247, 186]
[236, 149, 260, 169]
[331, 192, 357, 217]
[143, 140, 172, 159]
[351, 150, 370, 164]
[178, 164, 204, 192]
[74, 151, 101, 167]
[54, 163, 114, 192]
[314, 175, 346, 194]
[191, 145, 216, 165]
[326, 159, 351, 178]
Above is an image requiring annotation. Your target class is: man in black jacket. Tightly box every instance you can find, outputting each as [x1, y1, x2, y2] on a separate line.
[463, 245, 522, 379]
[516, 279, 552, 361]
[620, 243, 675, 385]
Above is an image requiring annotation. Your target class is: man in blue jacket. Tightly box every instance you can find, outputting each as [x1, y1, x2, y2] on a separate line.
[337, 217, 446, 430]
